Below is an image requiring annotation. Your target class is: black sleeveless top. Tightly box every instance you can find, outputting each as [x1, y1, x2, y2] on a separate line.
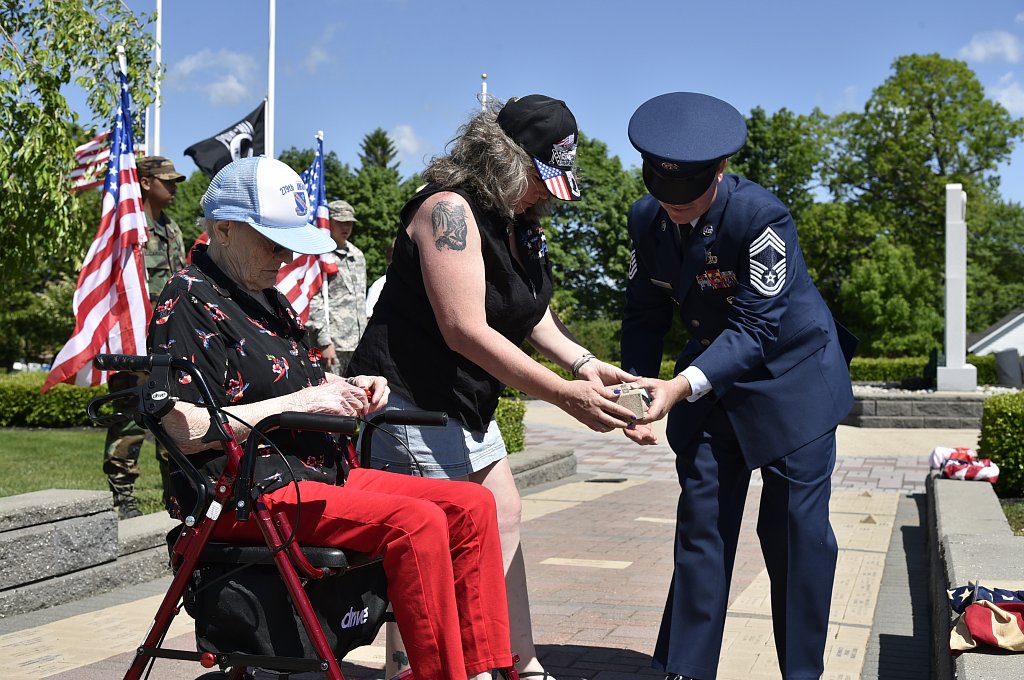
[347, 185, 552, 432]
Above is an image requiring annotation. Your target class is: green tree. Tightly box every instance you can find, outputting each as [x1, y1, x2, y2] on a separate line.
[0, 1, 157, 289]
[164, 170, 210, 247]
[966, 199, 1024, 331]
[277, 145, 354, 202]
[838, 236, 944, 356]
[358, 127, 399, 172]
[343, 166, 420, 280]
[799, 202, 880, 312]
[547, 133, 646, 321]
[729, 106, 830, 226]
[830, 54, 1024, 268]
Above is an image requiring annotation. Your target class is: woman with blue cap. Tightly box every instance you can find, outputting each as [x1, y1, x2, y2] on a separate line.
[147, 156, 516, 680]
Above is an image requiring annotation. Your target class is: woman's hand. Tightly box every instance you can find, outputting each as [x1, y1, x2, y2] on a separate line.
[298, 379, 372, 416]
[555, 380, 638, 433]
[347, 375, 390, 412]
[576, 359, 638, 387]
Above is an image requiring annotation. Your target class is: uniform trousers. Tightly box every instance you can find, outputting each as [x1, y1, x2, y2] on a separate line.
[654, 404, 838, 680]
[212, 467, 512, 680]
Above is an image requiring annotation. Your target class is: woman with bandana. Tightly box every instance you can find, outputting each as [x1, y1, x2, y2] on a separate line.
[348, 95, 639, 680]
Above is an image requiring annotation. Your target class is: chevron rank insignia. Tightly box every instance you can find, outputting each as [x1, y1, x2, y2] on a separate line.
[749, 227, 786, 296]
[628, 249, 637, 279]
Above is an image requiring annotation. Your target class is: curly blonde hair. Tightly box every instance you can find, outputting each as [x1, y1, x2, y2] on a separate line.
[422, 97, 536, 220]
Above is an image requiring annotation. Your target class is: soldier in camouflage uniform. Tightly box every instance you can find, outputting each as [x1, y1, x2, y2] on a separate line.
[306, 199, 367, 375]
[103, 156, 187, 519]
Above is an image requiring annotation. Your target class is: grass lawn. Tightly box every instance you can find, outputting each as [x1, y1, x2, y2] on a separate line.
[0, 427, 167, 515]
[1002, 499, 1024, 536]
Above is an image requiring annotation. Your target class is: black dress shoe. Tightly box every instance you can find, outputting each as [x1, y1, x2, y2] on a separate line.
[665, 675, 696, 680]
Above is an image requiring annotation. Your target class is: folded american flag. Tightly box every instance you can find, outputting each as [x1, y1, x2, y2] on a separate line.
[940, 449, 1000, 484]
[949, 582, 1024, 653]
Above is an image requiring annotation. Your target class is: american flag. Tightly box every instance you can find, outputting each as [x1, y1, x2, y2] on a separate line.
[535, 158, 572, 201]
[43, 65, 150, 392]
[69, 131, 146, 193]
[275, 133, 338, 321]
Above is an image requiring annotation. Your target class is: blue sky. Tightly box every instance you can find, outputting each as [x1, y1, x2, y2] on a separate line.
[102, 0, 1024, 204]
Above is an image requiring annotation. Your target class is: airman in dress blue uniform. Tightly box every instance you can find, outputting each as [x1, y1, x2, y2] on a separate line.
[621, 93, 856, 680]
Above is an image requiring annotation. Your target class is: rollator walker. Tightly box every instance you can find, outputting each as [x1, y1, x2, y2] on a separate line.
[86, 353, 520, 680]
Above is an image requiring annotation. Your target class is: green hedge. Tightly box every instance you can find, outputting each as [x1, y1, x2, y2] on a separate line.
[848, 354, 997, 384]
[979, 392, 1024, 498]
[0, 372, 104, 427]
[495, 397, 526, 453]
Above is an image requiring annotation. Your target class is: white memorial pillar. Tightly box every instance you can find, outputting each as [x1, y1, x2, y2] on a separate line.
[936, 183, 977, 391]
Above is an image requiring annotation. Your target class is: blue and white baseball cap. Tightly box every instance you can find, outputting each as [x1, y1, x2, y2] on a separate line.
[201, 156, 337, 255]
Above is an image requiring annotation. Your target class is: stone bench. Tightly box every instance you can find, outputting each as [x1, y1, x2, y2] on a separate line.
[845, 390, 986, 428]
[0, 489, 177, 618]
[927, 474, 1024, 679]
[0, 447, 575, 618]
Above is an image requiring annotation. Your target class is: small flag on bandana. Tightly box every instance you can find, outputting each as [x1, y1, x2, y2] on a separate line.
[44, 61, 150, 391]
[536, 159, 577, 201]
[275, 133, 338, 322]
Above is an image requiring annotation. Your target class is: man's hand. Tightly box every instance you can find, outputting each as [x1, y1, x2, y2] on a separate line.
[320, 343, 337, 370]
[623, 421, 659, 445]
[632, 374, 693, 423]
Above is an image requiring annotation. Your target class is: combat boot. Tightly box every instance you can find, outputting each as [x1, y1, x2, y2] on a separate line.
[114, 493, 143, 519]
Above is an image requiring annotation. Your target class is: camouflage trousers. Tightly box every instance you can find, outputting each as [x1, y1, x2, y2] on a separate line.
[103, 372, 172, 508]
[332, 350, 354, 376]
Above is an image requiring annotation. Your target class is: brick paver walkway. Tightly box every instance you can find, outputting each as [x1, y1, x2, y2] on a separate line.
[0, 404, 972, 679]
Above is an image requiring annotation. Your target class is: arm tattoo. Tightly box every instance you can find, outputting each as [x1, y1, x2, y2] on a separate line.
[431, 200, 468, 252]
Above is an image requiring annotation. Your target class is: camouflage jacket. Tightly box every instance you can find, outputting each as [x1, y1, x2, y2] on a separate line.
[306, 241, 367, 351]
[144, 211, 187, 302]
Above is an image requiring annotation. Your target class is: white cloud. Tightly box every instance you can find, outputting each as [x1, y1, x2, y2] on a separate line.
[391, 124, 429, 168]
[990, 73, 1024, 115]
[299, 24, 340, 74]
[303, 46, 332, 73]
[959, 31, 1022, 63]
[165, 49, 258, 106]
[1017, 12, 1024, 23]
[838, 85, 859, 111]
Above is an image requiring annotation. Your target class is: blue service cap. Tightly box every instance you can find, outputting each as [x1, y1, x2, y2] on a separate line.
[628, 92, 747, 204]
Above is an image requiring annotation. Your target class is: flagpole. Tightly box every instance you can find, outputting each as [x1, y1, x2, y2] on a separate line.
[153, 0, 162, 156]
[266, 0, 276, 159]
[481, 73, 488, 111]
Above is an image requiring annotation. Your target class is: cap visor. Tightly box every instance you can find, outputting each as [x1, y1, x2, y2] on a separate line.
[533, 159, 581, 202]
[248, 219, 338, 255]
[642, 162, 717, 205]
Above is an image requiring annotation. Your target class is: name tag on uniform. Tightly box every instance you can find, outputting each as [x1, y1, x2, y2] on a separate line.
[649, 278, 673, 289]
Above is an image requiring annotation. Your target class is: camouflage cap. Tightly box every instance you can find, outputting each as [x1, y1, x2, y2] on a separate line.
[136, 156, 185, 182]
[327, 199, 359, 223]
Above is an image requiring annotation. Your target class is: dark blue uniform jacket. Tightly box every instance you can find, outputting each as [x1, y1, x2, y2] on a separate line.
[621, 175, 854, 469]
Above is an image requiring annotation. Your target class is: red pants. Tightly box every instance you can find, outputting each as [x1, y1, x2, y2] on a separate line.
[213, 468, 512, 679]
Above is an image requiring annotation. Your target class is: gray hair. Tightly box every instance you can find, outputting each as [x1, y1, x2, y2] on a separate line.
[422, 97, 534, 220]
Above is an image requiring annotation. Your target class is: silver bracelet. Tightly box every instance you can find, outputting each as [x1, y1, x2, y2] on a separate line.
[570, 353, 597, 378]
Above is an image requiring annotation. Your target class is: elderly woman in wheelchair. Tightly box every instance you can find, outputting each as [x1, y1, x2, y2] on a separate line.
[106, 157, 519, 680]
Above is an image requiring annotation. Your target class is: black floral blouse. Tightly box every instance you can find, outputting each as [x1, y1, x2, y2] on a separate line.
[148, 245, 344, 495]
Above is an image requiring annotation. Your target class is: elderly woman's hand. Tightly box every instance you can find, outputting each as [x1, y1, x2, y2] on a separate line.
[298, 379, 372, 417]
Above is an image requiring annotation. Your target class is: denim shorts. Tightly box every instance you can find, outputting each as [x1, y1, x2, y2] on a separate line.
[358, 390, 507, 479]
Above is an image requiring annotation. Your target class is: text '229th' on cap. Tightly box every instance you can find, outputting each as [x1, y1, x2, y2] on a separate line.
[201, 156, 337, 255]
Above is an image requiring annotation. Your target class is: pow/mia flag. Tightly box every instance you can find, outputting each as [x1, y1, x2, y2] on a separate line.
[749, 226, 786, 296]
[184, 100, 266, 177]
